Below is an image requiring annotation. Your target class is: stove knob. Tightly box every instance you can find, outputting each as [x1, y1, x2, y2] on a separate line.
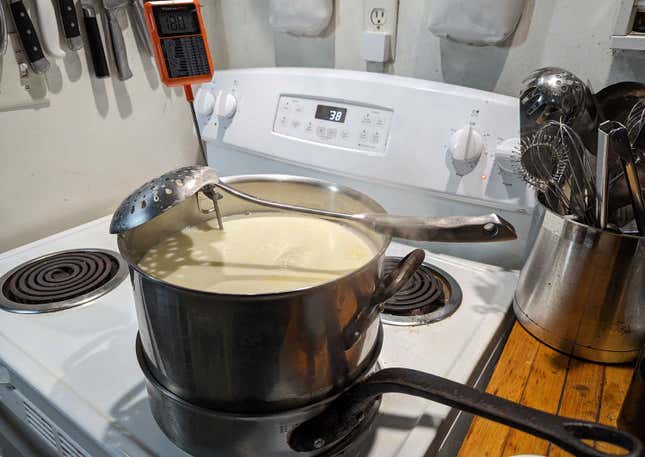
[214, 91, 238, 119]
[195, 89, 216, 117]
[495, 138, 521, 185]
[449, 126, 485, 176]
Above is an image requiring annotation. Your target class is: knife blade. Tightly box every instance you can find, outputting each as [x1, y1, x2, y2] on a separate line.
[57, 0, 83, 50]
[0, 0, 8, 56]
[7, 0, 50, 73]
[130, 0, 151, 54]
[32, 0, 65, 57]
[101, 0, 131, 80]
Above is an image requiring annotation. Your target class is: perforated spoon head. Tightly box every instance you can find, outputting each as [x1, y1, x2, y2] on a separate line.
[110, 166, 220, 234]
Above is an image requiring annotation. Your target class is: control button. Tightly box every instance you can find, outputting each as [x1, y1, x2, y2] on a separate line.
[375, 116, 385, 127]
[291, 120, 301, 129]
[304, 122, 314, 133]
[294, 102, 303, 113]
[448, 126, 485, 176]
[194, 90, 216, 117]
[370, 131, 381, 144]
[214, 91, 238, 119]
[279, 115, 288, 126]
[327, 128, 337, 139]
[340, 130, 351, 140]
[495, 138, 521, 185]
[316, 126, 327, 139]
[359, 129, 368, 141]
[361, 113, 372, 125]
[281, 99, 291, 112]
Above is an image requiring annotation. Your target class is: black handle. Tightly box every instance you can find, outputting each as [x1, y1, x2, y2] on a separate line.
[341, 250, 425, 349]
[58, 0, 81, 39]
[82, 6, 109, 78]
[289, 368, 644, 457]
[8, 0, 49, 73]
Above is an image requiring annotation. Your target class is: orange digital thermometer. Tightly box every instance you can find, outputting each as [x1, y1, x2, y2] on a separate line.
[143, 0, 213, 87]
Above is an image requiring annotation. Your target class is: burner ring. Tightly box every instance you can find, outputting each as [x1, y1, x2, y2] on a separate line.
[0, 249, 128, 314]
[381, 256, 462, 327]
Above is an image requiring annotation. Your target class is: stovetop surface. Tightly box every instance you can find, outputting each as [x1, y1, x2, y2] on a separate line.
[0, 216, 519, 457]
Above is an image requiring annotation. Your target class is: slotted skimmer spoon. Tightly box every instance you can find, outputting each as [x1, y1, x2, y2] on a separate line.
[110, 166, 517, 243]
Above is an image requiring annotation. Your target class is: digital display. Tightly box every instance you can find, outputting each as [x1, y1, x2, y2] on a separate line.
[156, 9, 199, 36]
[315, 105, 347, 123]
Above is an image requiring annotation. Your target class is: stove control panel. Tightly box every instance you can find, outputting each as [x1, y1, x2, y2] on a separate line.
[197, 68, 536, 213]
[272, 96, 393, 154]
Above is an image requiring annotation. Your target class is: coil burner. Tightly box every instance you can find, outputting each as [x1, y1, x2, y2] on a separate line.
[0, 249, 128, 313]
[381, 256, 462, 326]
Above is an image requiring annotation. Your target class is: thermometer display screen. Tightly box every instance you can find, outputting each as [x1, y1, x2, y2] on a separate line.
[315, 105, 347, 123]
[156, 9, 199, 36]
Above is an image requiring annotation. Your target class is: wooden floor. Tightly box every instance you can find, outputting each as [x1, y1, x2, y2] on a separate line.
[457, 323, 634, 457]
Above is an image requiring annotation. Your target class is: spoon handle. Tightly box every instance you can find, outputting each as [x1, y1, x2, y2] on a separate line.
[216, 182, 517, 243]
[352, 213, 517, 242]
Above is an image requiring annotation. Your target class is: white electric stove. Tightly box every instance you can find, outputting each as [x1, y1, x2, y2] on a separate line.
[0, 69, 535, 457]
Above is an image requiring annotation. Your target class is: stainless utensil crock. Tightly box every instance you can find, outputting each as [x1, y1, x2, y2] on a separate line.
[514, 202, 645, 363]
[117, 175, 423, 412]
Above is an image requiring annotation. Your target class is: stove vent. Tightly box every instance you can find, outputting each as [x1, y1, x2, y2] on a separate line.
[22, 399, 91, 457]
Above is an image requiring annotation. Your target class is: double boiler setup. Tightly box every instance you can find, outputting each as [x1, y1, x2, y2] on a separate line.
[110, 165, 642, 457]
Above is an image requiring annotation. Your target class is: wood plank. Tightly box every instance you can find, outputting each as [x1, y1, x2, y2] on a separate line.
[457, 324, 541, 457]
[595, 364, 634, 454]
[548, 359, 604, 457]
[501, 343, 570, 457]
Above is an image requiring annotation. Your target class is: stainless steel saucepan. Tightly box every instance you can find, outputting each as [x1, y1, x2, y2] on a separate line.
[113, 173, 517, 412]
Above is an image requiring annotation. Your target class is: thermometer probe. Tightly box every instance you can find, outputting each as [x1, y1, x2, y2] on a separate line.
[143, 0, 214, 162]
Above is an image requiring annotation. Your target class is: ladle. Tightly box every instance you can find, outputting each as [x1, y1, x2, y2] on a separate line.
[110, 166, 517, 243]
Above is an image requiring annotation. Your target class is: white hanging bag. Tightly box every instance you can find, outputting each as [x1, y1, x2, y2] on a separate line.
[428, 0, 527, 46]
[269, 0, 333, 37]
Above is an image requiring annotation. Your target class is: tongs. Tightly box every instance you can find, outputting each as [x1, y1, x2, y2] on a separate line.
[110, 166, 517, 243]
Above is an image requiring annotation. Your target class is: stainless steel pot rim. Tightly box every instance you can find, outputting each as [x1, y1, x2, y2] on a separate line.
[540, 202, 645, 240]
[121, 173, 394, 299]
[135, 326, 384, 419]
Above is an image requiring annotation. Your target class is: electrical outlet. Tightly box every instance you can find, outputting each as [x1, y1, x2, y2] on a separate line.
[370, 8, 386, 27]
[363, 0, 398, 63]
[364, 0, 398, 32]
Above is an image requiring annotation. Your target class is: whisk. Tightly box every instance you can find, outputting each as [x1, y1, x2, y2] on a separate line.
[627, 98, 645, 147]
[515, 122, 597, 224]
[514, 134, 571, 213]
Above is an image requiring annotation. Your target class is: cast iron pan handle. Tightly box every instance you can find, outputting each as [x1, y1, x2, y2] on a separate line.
[288, 368, 643, 457]
[341, 250, 425, 349]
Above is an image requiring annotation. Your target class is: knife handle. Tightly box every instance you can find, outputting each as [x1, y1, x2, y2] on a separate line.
[58, 0, 83, 50]
[105, 8, 132, 80]
[8, 0, 50, 73]
[82, 5, 109, 78]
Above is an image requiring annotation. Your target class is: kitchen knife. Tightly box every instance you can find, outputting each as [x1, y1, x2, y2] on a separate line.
[0, 0, 8, 56]
[130, 0, 152, 54]
[7, 0, 50, 73]
[33, 0, 65, 57]
[81, 4, 109, 78]
[102, 0, 132, 80]
[57, 0, 83, 50]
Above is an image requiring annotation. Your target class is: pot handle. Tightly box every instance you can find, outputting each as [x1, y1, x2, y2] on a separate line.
[288, 368, 643, 457]
[342, 250, 425, 350]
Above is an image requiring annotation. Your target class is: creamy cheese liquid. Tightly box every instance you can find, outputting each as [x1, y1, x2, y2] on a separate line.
[138, 214, 377, 294]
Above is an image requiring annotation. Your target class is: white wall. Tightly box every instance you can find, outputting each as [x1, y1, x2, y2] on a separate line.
[208, 0, 645, 97]
[0, 11, 205, 251]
